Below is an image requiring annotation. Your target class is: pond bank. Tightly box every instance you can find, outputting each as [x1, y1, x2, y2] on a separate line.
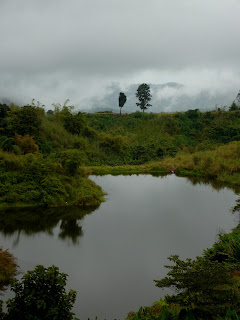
[89, 141, 240, 189]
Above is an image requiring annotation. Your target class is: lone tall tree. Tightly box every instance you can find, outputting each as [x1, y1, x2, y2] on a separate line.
[136, 83, 152, 112]
[119, 92, 127, 115]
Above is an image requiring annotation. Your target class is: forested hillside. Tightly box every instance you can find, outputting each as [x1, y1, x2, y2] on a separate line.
[1, 102, 240, 207]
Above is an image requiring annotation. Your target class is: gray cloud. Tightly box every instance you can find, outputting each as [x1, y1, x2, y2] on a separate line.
[1, 0, 240, 109]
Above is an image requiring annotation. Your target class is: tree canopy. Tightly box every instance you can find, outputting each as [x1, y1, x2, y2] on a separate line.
[136, 83, 152, 112]
[119, 92, 127, 115]
[154, 255, 240, 318]
[3, 265, 76, 320]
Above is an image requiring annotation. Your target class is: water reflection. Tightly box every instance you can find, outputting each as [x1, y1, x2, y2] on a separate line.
[99, 172, 240, 194]
[183, 176, 240, 217]
[0, 205, 99, 246]
[0, 175, 239, 320]
[184, 175, 240, 194]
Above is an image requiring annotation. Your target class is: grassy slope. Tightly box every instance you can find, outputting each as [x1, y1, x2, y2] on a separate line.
[1, 108, 240, 206]
[0, 150, 105, 208]
[90, 141, 240, 187]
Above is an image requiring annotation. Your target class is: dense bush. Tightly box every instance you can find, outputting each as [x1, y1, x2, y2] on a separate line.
[155, 255, 240, 318]
[10, 105, 42, 137]
[204, 225, 240, 263]
[58, 149, 87, 176]
[15, 134, 39, 154]
[0, 151, 104, 207]
[2, 265, 76, 320]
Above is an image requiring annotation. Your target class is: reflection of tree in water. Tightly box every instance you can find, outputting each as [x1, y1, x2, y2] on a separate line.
[232, 198, 240, 216]
[184, 175, 240, 222]
[59, 220, 83, 245]
[184, 175, 240, 194]
[0, 205, 99, 246]
[149, 173, 240, 221]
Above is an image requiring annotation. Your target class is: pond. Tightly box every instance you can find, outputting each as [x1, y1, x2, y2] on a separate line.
[0, 174, 239, 320]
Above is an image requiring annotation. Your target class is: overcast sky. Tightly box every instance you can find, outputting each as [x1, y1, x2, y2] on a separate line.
[1, 0, 240, 109]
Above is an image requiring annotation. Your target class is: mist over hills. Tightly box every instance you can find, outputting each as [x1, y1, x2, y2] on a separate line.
[83, 82, 236, 113]
[0, 82, 237, 113]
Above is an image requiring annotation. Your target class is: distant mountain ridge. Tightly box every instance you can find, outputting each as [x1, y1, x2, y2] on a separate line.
[83, 82, 235, 113]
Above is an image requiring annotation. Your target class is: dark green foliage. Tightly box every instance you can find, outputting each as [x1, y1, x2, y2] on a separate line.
[130, 111, 145, 118]
[204, 224, 240, 263]
[40, 177, 68, 207]
[206, 125, 240, 144]
[127, 305, 195, 320]
[58, 149, 87, 176]
[136, 83, 152, 112]
[2, 265, 76, 320]
[63, 112, 85, 135]
[1, 138, 15, 152]
[130, 111, 156, 119]
[39, 140, 53, 155]
[82, 126, 98, 139]
[99, 133, 128, 156]
[0, 151, 104, 207]
[130, 145, 155, 163]
[0, 104, 10, 137]
[11, 105, 42, 137]
[0, 104, 10, 119]
[229, 102, 239, 111]
[154, 255, 240, 318]
[185, 109, 200, 120]
[127, 303, 240, 320]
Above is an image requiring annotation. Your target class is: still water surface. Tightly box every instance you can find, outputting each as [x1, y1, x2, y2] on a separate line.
[0, 175, 239, 319]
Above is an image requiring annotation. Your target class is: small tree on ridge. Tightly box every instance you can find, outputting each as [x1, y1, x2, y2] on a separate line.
[136, 83, 152, 113]
[119, 92, 127, 115]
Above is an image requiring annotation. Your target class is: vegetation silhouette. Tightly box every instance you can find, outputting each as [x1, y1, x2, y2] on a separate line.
[1, 265, 76, 320]
[119, 92, 127, 115]
[136, 83, 152, 112]
[0, 205, 99, 245]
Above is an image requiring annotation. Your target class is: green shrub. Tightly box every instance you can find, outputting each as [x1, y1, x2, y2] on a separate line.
[155, 255, 240, 318]
[204, 225, 240, 263]
[1, 138, 15, 152]
[3, 265, 76, 320]
[10, 105, 42, 137]
[12, 145, 21, 155]
[99, 133, 128, 155]
[58, 149, 87, 176]
[15, 134, 39, 154]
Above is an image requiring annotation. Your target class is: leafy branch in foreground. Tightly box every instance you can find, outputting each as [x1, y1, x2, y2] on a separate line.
[154, 255, 240, 319]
